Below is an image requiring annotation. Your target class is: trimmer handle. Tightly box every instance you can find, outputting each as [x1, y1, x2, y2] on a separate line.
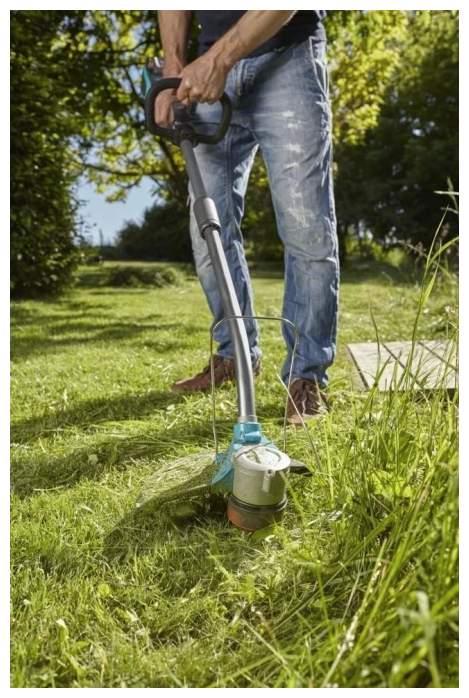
[143, 71, 232, 146]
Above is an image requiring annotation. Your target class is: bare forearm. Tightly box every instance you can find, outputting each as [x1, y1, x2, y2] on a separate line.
[158, 10, 192, 75]
[209, 10, 297, 70]
[175, 10, 297, 104]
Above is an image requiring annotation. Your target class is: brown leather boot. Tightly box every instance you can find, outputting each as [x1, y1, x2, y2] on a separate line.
[171, 355, 261, 393]
[286, 378, 330, 425]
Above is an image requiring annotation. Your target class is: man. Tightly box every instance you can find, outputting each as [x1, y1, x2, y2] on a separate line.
[155, 10, 339, 424]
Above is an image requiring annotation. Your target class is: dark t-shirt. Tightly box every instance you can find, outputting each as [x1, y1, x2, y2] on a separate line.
[197, 10, 326, 57]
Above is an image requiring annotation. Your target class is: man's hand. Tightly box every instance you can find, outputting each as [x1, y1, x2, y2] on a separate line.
[154, 52, 228, 126]
[154, 85, 193, 127]
[156, 10, 296, 116]
[154, 88, 178, 127]
[176, 54, 229, 104]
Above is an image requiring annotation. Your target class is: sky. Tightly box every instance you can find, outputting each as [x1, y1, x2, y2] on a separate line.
[77, 177, 154, 246]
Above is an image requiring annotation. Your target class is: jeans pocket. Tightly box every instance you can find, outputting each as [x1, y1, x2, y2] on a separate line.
[308, 39, 329, 100]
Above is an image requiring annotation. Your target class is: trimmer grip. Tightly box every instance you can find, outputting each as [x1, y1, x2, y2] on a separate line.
[142, 71, 232, 145]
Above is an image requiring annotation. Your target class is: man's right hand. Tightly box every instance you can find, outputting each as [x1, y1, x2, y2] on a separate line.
[156, 10, 192, 123]
[154, 89, 178, 127]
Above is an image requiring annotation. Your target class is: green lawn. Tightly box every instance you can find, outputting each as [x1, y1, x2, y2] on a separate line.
[10, 261, 459, 688]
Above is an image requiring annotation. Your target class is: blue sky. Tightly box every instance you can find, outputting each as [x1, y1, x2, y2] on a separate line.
[77, 177, 154, 246]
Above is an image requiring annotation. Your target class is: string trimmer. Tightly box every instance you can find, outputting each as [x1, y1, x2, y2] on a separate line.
[137, 59, 311, 530]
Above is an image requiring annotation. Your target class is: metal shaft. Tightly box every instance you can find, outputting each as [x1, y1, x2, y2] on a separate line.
[181, 138, 256, 422]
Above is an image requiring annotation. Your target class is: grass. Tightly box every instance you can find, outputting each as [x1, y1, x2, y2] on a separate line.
[10, 258, 458, 688]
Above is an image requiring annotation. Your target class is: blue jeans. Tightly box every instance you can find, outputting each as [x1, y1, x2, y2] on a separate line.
[189, 39, 339, 387]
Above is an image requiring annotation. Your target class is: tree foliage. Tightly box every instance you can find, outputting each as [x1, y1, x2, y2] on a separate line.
[335, 10, 459, 251]
[115, 201, 192, 263]
[10, 11, 82, 297]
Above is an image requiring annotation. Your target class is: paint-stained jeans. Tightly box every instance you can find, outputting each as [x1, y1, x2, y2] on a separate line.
[189, 39, 339, 387]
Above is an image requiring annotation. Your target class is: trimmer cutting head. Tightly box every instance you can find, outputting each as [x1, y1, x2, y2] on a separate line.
[227, 495, 287, 531]
[135, 421, 309, 530]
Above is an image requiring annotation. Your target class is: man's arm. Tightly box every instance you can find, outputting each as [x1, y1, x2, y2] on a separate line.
[155, 11, 192, 125]
[177, 11, 296, 103]
[206, 11, 297, 72]
[158, 10, 192, 77]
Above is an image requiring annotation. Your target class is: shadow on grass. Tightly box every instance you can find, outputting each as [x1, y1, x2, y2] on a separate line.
[10, 299, 111, 323]
[102, 495, 228, 564]
[11, 322, 192, 360]
[11, 369, 298, 449]
[11, 389, 197, 444]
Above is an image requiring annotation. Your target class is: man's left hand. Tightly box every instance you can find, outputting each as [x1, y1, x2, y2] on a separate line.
[176, 54, 228, 104]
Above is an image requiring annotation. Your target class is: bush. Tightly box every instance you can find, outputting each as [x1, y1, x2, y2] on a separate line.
[105, 265, 185, 288]
[116, 202, 193, 263]
[10, 11, 80, 298]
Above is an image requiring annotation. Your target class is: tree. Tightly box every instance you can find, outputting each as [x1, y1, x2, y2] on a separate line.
[71, 10, 197, 208]
[10, 11, 165, 296]
[335, 10, 459, 251]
